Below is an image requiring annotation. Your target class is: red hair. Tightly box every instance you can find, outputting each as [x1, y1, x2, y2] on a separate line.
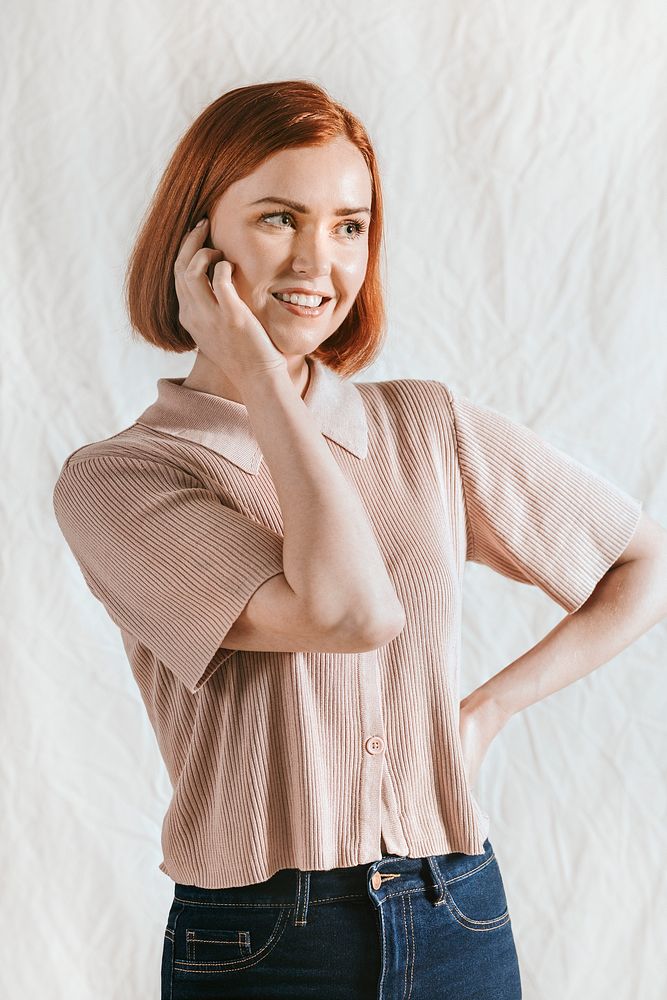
[123, 79, 387, 378]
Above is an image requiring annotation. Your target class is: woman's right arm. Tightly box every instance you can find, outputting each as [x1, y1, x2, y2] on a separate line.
[174, 219, 406, 653]
[227, 365, 406, 653]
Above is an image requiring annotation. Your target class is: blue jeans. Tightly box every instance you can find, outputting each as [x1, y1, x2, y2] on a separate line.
[161, 837, 522, 998]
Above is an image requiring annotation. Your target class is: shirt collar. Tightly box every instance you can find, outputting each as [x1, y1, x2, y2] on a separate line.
[134, 356, 369, 474]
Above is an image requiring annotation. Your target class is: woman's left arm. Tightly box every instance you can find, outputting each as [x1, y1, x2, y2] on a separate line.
[459, 510, 667, 784]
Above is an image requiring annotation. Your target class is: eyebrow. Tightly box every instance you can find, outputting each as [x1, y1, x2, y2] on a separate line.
[249, 196, 371, 216]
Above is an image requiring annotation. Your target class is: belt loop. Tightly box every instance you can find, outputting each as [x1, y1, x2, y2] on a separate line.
[294, 870, 311, 926]
[426, 855, 447, 906]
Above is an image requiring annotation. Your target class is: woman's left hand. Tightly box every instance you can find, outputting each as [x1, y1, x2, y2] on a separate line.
[458, 693, 508, 788]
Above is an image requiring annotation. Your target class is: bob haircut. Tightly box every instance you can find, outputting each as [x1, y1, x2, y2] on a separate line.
[123, 79, 387, 378]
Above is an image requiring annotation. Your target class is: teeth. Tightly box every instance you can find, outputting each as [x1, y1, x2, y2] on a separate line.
[275, 292, 324, 307]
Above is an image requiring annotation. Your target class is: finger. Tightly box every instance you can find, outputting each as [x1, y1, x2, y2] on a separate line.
[177, 216, 207, 251]
[174, 217, 210, 273]
[176, 254, 224, 318]
[175, 221, 208, 267]
[211, 258, 234, 281]
[177, 248, 227, 311]
[210, 259, 237, 298]
[183, 247, 226, 278]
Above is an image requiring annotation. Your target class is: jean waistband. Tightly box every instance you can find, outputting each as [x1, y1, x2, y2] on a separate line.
[173, 839, 493, 922]
[176, 854, 426, 903]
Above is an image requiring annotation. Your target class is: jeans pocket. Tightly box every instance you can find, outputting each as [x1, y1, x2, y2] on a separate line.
[437, 839, 511, 930]
[172, 900, 292, 978]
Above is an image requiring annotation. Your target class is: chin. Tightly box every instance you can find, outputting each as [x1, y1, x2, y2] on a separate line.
[273, 326, 330, 353]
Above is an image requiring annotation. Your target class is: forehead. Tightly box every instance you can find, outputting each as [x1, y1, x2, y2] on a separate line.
[228, 138, 373, 206]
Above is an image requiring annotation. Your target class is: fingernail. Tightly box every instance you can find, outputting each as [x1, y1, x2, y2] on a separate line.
[194, 217, 207, 228]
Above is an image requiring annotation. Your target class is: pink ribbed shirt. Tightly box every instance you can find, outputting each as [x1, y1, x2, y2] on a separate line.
[51, 357, 642, 889]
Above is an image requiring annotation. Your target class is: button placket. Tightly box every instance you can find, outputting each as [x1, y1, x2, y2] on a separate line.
[357, 652, 388, 858]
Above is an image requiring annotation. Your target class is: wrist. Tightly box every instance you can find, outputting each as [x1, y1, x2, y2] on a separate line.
[460, 685, 512, 734]
[233, 362, 292, 403]
[232, 360, 289, 388]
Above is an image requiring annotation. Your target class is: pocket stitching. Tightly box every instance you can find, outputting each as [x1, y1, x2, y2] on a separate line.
[443, 895, 511, 932]
[173, 904, 292, 973]
[438, 854, 510, 929]
[186, 927, 251, 960]
[442, 884, 509, 929]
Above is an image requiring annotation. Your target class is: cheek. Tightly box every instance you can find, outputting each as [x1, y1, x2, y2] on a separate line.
[224, 243, 273, 292]
[342, 256, 368, 296]
[244, 237, 282, 280]
[210, 223, 264, 264]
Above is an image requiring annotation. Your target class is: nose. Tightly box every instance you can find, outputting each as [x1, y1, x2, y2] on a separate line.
[291, 225, 333, 279]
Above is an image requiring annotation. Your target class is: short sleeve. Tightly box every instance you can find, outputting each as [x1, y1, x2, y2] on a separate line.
[442, 384, 643, 613]
[52, 454, 285, 693]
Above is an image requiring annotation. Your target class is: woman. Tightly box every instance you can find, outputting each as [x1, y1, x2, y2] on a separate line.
[52, 80, 667, 1000]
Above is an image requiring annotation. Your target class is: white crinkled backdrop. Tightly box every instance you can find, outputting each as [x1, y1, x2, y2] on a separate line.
[3, 0, 666, 997]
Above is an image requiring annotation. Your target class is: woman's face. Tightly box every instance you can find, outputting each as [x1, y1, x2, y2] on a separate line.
[206, 136, 373, 363]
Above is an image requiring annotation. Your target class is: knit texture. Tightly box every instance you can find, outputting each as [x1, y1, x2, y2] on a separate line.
[51, 359, 643, 889]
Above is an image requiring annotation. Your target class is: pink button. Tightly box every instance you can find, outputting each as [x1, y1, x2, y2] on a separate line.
[365, 736, 385, 755]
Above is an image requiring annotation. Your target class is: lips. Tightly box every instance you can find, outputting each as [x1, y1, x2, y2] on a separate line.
[271, 293, 333, 317]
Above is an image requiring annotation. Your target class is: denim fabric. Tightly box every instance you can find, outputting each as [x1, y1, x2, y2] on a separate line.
[160, 837, 522, 999]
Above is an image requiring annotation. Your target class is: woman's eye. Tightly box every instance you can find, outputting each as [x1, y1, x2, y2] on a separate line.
[260, 212, 367, 239]
[260, 212, 294, 228]
[340, 220, 367, 237]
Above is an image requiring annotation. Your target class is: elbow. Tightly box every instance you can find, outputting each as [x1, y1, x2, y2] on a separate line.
[311, 596, 406, 652]
[352, 600, 407, 648]
[371, 614, 407, 648]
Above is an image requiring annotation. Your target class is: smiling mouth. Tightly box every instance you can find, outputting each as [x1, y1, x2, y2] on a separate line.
[271, 293, 333, 316]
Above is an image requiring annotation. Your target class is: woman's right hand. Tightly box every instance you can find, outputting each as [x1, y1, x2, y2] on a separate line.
[173, 217, 288, 387]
